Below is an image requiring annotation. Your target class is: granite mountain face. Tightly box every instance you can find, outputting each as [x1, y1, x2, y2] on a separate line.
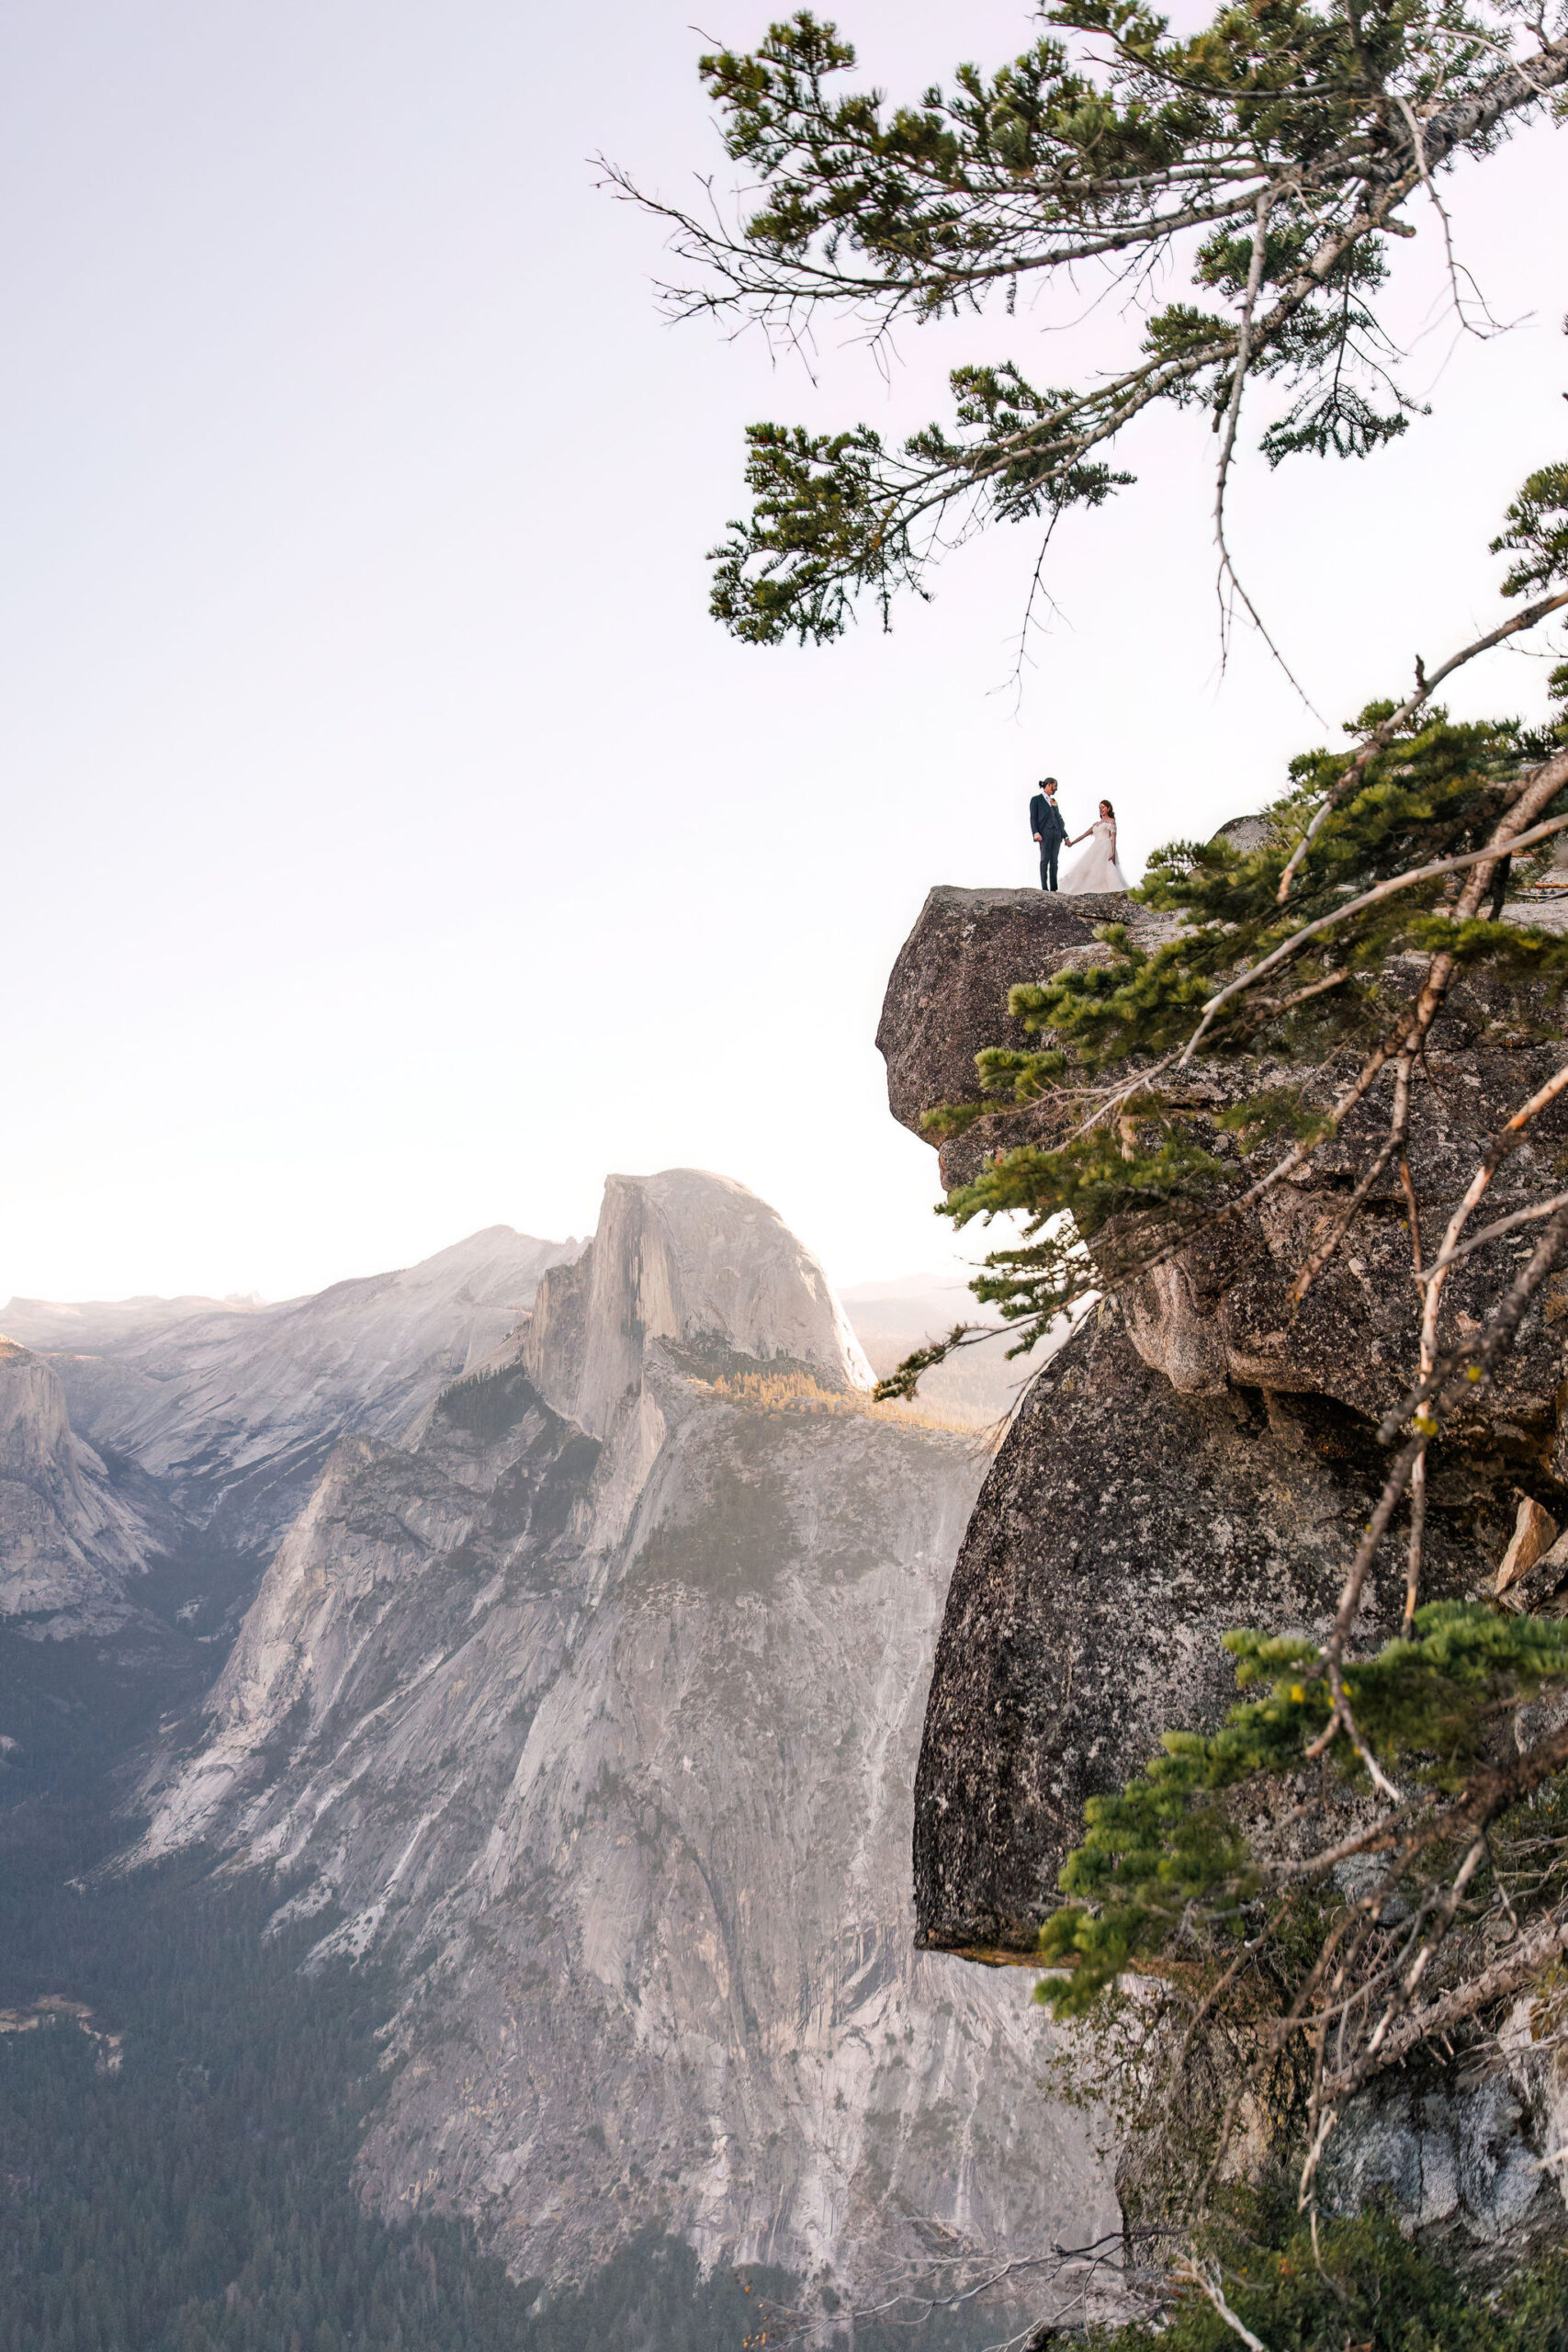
[4, 1227, 581, 1563]
[137, 1170, 1116, 2307]
[884, 885, 1568, 2252]
[0, 1338, 162, 1630]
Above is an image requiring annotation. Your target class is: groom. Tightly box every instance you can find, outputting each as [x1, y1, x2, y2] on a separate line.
[1030, 775, 1067, 891]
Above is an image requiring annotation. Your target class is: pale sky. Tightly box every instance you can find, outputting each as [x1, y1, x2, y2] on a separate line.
[4, 2, 1564, 1306]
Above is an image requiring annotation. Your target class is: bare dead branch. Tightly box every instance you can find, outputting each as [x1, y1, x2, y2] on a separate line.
[1177, 2259, 1271, 2351]
[1322, 1907, 1568, 2104]
[1416, 1186, 1568, 1283]
[1381, 1196, 1568, 1438]
[1417, 1054, 1568, 1370]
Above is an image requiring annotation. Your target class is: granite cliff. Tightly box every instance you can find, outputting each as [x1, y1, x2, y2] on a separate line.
[878, 881, 1568, 2248]
[0, 1338, 159, 1630]
[138, 1170, 1117, 2310]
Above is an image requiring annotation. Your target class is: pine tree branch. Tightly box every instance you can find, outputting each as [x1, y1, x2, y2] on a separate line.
[1186, 769, 1568, 1054]
[1275, 586, 1568, 903]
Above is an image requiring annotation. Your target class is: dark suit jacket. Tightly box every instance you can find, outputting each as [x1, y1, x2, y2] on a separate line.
[1030, 791, 1066, 848]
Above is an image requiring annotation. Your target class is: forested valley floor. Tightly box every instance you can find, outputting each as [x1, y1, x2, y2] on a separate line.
[0, 1567, 999, 2352]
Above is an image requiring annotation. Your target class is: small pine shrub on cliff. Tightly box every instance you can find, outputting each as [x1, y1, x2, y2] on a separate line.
[1028, 1601, 1568, 2245]
[1039, 1601, 1568, 2016]
[1091, 2206, 1568, 2352]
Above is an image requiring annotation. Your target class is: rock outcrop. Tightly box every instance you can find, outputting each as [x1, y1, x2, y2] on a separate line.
[876, 888, 1568, 1951]
[877, 881, 1568, 2248]
[875, 888, 1168, 1191]
[5, 1227, 580, 1553]
[523, 1169, 872, 1434]
[139, 1171, 1117, 2307]
[0, 1339, 155, 1630]
[908, 1301, 1483, 1962]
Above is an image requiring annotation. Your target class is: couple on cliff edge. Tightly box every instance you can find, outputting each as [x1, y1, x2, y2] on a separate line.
[1030, 775, 1128, 894]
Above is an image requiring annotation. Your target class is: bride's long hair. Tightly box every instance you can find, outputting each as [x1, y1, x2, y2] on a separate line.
[1100, 798, 1115, 819]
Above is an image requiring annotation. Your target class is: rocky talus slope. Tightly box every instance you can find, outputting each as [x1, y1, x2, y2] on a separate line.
[140, 1170, 1117, 2308]
[880, 883, 1568, 2247]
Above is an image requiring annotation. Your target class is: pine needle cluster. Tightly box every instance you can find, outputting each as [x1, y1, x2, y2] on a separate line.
[1040, 1601, 1568, 2015]
[611, 5, 1567, 646]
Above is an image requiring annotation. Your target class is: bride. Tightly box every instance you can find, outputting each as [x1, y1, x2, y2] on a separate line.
[1061, 798, 1129, 894]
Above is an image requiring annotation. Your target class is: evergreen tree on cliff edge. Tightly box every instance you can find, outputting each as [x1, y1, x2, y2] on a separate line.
[611, 7, 1568, 2340]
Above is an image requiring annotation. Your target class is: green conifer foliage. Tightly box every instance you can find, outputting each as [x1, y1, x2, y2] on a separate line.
[874, 471, 1568, 2227]
[1090, 2201, 1568, 2352]
[1039, 1600, 1568, 2014]
[614, 4, 1568, 641]
[867, 467, 1568, 1386]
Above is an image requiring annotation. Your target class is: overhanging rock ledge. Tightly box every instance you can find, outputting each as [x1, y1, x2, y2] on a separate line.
[876, 884, 1568, 1962]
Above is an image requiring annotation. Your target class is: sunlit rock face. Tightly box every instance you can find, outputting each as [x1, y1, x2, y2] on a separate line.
[525, 1168, 872, 1436]
[139, 1171, 1117, 2301]
[874, 886, 1175, 1197]
[4, 1227, 581, 1553]
[0, 1338, 153, 1629]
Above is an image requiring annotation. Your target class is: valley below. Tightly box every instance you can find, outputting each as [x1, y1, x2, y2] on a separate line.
[0, 1168, 1110, 2351]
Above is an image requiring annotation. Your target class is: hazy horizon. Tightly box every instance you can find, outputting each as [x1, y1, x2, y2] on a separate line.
[6, 1, 1563, 1306]
[0, 1204, 981, 1314]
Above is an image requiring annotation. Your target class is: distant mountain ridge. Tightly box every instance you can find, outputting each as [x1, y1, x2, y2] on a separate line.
[0, 1224, 1022, 1631]
[4, 1227, 582, 1560]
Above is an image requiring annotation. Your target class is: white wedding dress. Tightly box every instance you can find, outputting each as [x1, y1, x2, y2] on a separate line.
[1061, 819, 1128, 894]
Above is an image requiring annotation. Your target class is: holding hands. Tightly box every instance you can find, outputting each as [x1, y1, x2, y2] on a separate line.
[1067, 799, 1117, 848]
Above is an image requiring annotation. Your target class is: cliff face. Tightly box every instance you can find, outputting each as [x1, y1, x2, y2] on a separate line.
[880, 887, 1568, 1960]
[875, 888, 1166, 1192]
[140, 1170, 1117, 2305]
[4, 1227, 580, 1553]
[909, 1301, 1477, 1961]
[0, 1339, 156, 1630]
[879, 883, 1568, 2246]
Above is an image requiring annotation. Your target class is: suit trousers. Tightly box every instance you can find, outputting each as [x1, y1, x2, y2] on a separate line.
[1039, 842, 1060, 891]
